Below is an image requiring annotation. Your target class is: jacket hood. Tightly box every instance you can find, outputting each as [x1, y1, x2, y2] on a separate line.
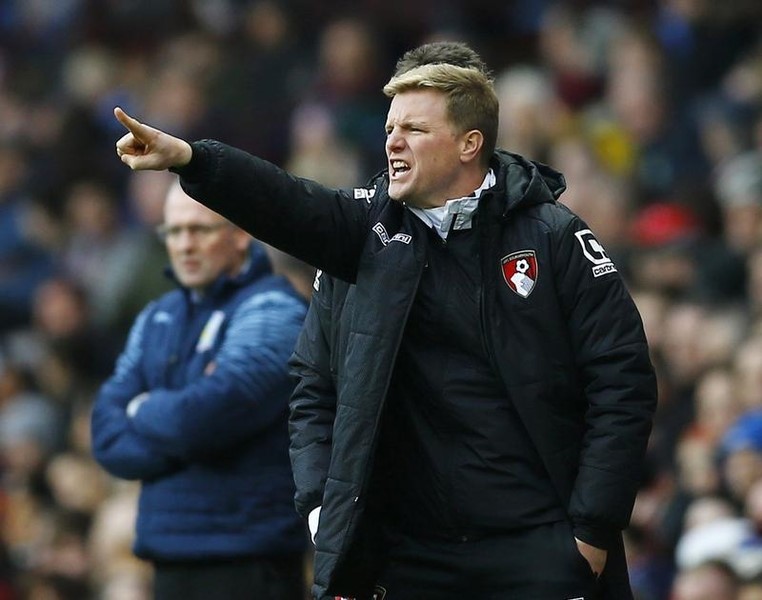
[489, 149, 567, 217]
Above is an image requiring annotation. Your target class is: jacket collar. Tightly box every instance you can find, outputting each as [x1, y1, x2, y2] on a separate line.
[408, 169, 496, 239]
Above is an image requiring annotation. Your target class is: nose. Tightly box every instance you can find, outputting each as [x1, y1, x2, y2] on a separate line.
[385, 128, 404, 154]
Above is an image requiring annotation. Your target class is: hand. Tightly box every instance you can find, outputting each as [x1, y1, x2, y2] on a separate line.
[575, 537, 607, 578]
[114, 107, 193, 171]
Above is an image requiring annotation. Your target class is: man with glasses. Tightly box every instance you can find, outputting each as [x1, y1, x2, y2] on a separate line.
[91, 180, 309, 600]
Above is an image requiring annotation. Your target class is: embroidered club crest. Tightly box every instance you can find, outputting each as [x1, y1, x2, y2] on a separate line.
[501, 250, 538, 298]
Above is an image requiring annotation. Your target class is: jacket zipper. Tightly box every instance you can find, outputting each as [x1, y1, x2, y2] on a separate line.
[354, 232, 428, 509]
[478, 215, 503, 377]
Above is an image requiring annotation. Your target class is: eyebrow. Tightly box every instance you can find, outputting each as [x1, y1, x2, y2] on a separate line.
[385, 119, 429, 130]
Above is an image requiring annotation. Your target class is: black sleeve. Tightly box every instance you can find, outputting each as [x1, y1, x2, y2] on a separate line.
[287, 271, 341, 517]
[554, 216, 657, 549]
[173, 140, 370, 282]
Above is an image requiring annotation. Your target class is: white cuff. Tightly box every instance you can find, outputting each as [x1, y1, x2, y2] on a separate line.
[126, 392, 149, 418]
[308, 506, 321, 545]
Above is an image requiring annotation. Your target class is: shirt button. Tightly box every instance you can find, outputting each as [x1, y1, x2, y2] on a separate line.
[460, 535, 468, 542]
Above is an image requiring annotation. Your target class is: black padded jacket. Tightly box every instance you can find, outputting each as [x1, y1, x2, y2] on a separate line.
[175, 141, 657, 600]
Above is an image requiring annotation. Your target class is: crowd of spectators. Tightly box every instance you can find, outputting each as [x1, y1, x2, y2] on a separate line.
[1, 0, 762, 598]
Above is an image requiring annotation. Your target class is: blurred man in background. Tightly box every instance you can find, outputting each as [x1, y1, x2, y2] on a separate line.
[91, 180, 309, 600]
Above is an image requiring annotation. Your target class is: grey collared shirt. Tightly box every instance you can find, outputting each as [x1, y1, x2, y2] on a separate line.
[408, 169, 496, 239]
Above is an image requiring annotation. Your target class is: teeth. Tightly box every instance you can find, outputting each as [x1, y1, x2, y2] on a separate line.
[391, 160, 408, 171]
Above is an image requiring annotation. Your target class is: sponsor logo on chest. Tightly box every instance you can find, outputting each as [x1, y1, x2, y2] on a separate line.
[372, 222, 412, 246]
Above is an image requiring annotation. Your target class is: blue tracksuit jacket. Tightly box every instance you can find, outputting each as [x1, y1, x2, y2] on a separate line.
[91, 243, 308, 560]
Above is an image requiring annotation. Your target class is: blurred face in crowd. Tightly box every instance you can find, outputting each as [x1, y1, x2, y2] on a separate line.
[734, 336, 762, 409]
[33, 278, 89, 338]
[672, 563, 738, 600]
[161, 183, 250, 293]
[385, 89, 473, 209]
[723, 447, 762, 503]
[695, 369, 742, 443]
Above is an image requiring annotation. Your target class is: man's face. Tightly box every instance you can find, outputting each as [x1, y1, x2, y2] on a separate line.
[385, 89, 466, 208]
[161, 186, 249, 293]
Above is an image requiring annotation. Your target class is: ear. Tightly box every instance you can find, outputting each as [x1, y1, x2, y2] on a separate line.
[460, 130, 484, 164]
[232, 228, 253, 253]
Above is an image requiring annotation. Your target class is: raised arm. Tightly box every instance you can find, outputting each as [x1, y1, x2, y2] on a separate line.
[113, 107, 371, 282]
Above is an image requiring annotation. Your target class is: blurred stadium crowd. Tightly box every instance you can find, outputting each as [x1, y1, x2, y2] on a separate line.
[1, 0, 762, 598]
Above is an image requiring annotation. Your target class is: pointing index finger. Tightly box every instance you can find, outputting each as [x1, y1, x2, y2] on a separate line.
[114, 106, 148, 139]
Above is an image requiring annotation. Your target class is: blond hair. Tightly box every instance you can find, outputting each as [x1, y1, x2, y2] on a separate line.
[383, 63, 499, 164]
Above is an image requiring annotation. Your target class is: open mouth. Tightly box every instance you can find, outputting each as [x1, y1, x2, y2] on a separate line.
[391, 159, 410, 178]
